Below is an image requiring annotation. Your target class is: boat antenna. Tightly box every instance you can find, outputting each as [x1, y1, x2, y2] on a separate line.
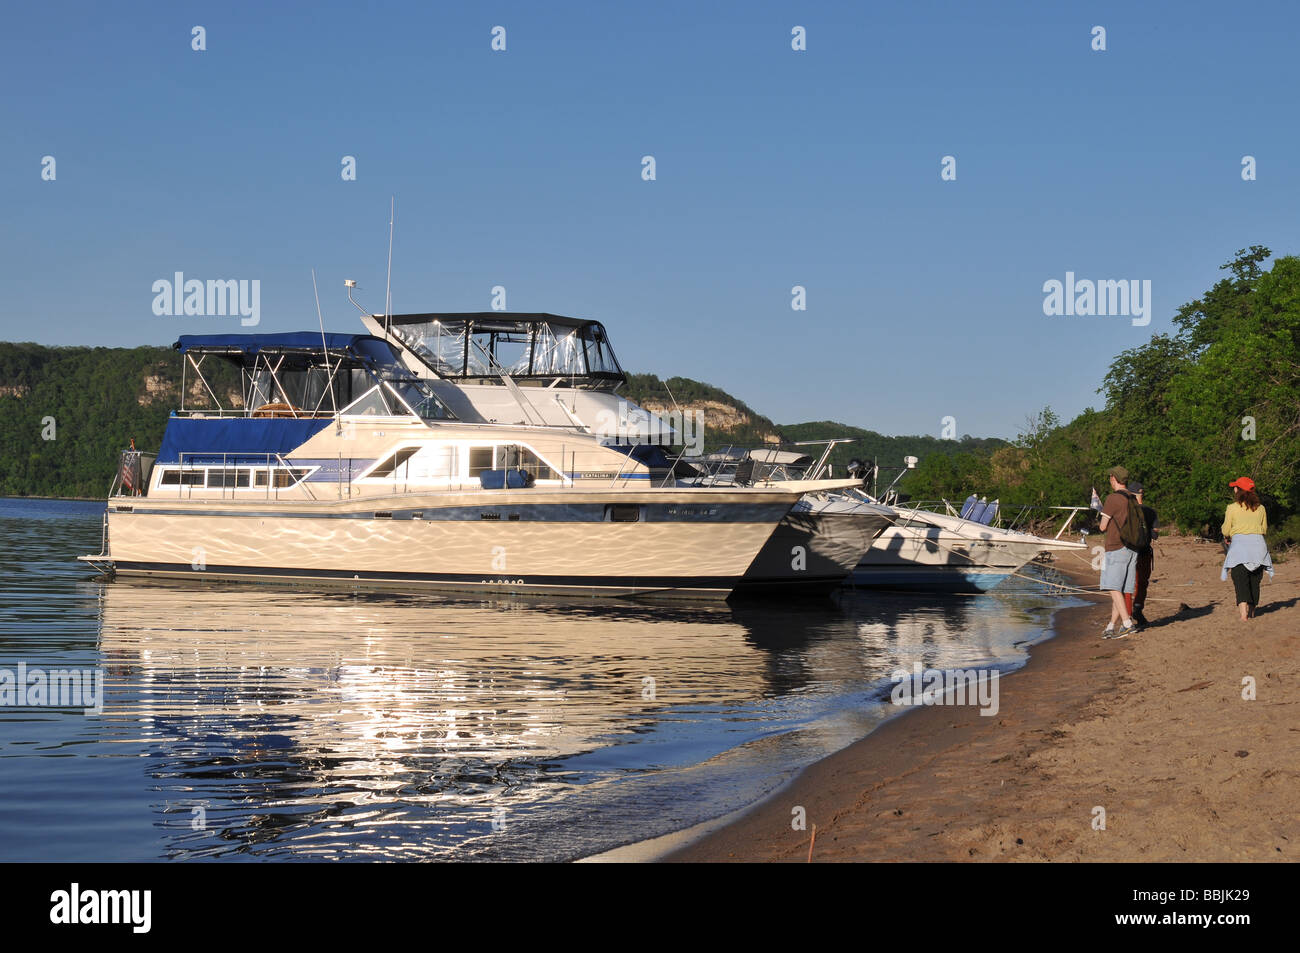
[384, 196, 395, 336]
[312, 268, 338, 419]
[344, 279, 367, 315]
[661, 377, 686, 448]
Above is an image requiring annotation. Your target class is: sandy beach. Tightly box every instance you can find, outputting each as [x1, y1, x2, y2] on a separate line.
[666, 535, 1298, 862]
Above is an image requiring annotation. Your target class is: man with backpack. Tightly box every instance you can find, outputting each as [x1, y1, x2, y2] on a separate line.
[1097, 465, 1147, 638]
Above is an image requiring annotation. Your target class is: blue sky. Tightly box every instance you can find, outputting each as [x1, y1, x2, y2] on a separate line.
[3, 0, 1298, 439]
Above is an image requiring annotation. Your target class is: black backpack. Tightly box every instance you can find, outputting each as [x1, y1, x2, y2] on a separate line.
[1118, 492, 1150, 551]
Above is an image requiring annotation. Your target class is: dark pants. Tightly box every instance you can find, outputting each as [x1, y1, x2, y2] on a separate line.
[1230, 564, 1263, 607]
[1134, 549, 1153, 610]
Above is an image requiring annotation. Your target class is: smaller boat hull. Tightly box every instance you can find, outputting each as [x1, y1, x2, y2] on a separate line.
[846, 564, 1013, 593]
[851, 513, 1085, 593]
[731, 510, 892, 598]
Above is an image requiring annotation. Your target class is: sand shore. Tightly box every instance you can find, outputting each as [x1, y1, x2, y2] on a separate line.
[665, 535, 1297, 862]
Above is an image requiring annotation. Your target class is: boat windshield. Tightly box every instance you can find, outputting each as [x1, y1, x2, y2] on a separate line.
[379, 314, 625, 386]
[385, 378, 454, 421]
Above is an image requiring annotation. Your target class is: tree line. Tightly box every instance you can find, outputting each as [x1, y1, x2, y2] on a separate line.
[902, 247, 1300, 546]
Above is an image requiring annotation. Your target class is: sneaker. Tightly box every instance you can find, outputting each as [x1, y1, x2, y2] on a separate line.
[1102, 625, 1116, 639]
[1113, 621, 1138, 639]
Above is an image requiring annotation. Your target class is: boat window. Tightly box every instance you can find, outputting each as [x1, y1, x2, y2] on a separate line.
[395, 320, 466, 376]
[254, 468, 308, 487]
[368, 447, 420, 479]
[468, 446, 494, 476]
[400, 445, 456, 481]
[385, 317, 624, 384]
[531, 326, 583, 377]
[340, 385, 395, 417]
[583, 325, 621, 376]
[350, 337, 405, 368]
[500, 444, 559, 481]
[383, 379, 455, 420]
[160, 470, 205, 486]
[207, 468, 250, 488]
[250, 365, 358, 416]
[466, 328, 531, 376]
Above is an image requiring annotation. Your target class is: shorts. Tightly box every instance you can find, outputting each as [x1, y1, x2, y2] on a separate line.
[1100, 547, 1137, 594]
[1230, 563, 1263, 606]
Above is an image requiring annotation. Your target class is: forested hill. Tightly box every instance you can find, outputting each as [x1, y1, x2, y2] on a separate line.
[0, 345, 997, 498]
[1, 344, 182, 498]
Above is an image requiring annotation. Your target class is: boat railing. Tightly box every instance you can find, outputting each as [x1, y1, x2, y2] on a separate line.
[136, 443, 754, 502]
[896, 498, 1089, 539]
[164, 452, 321, 502]
[173, 408, 339, 419]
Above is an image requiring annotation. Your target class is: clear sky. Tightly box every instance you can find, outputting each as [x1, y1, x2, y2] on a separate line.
[3, 0, 1298, 438]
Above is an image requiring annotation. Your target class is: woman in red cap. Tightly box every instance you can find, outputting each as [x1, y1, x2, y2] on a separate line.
[1221, 477, 1273, 621]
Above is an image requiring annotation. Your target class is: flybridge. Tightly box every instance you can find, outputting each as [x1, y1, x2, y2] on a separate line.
[362, 313, 626, 387]
[173, 332, 455, 422]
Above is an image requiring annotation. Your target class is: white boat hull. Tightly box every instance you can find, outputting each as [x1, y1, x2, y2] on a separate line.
[100, 488, 800, 601]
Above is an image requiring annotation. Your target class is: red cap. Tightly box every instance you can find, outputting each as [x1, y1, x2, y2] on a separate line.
[1229, 477, 1255, 492]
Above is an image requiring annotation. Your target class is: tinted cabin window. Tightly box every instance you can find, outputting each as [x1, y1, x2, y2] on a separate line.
[500, 445, 558, 481]
[161, 470, 205, 486]
[469, 446, 494, 476]
[273, 468, 307, 487]
[207, 469, 250, 488]
[369, 447, 419, 479]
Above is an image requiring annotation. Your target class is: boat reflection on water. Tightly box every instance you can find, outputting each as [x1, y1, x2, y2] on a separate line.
[83, 574, 1069, 861]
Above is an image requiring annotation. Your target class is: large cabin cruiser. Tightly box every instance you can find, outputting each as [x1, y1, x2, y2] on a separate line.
[80, 333, 812, 600]
[360, 312, 887, 595]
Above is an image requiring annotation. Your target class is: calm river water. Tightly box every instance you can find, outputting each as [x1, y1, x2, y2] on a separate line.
[0, 497, 1073, 861]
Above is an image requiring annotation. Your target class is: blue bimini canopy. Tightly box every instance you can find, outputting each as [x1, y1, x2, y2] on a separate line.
[174, 333, 406, 372]
[156, 415, 332, 465]
[175, 332, 372, 355]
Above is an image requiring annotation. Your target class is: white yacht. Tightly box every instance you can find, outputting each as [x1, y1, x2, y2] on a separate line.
[360, 312, 888, 596]
[80, 332, 816, 600]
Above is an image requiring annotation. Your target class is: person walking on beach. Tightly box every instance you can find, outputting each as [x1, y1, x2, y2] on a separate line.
[1098, 466, 1139, 638]
[1127, 482, 1157, 627]
[1221, 477, 1272, 621]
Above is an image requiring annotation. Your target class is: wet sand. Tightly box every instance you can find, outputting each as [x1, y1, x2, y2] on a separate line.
[665, 536, 1297, 862]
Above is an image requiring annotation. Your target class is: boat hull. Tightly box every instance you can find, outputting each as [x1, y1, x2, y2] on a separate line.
[852, 523, 1080, 592]
[846, 564, 1013, 593]
[100, 489, 798, 601]
[732, 510, 892, 598]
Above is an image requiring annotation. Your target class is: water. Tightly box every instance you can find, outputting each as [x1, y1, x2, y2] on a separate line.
[0, 496, 1076, 861]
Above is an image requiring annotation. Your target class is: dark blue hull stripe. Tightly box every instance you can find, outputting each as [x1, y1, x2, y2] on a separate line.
[112, 562, 740, 590]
